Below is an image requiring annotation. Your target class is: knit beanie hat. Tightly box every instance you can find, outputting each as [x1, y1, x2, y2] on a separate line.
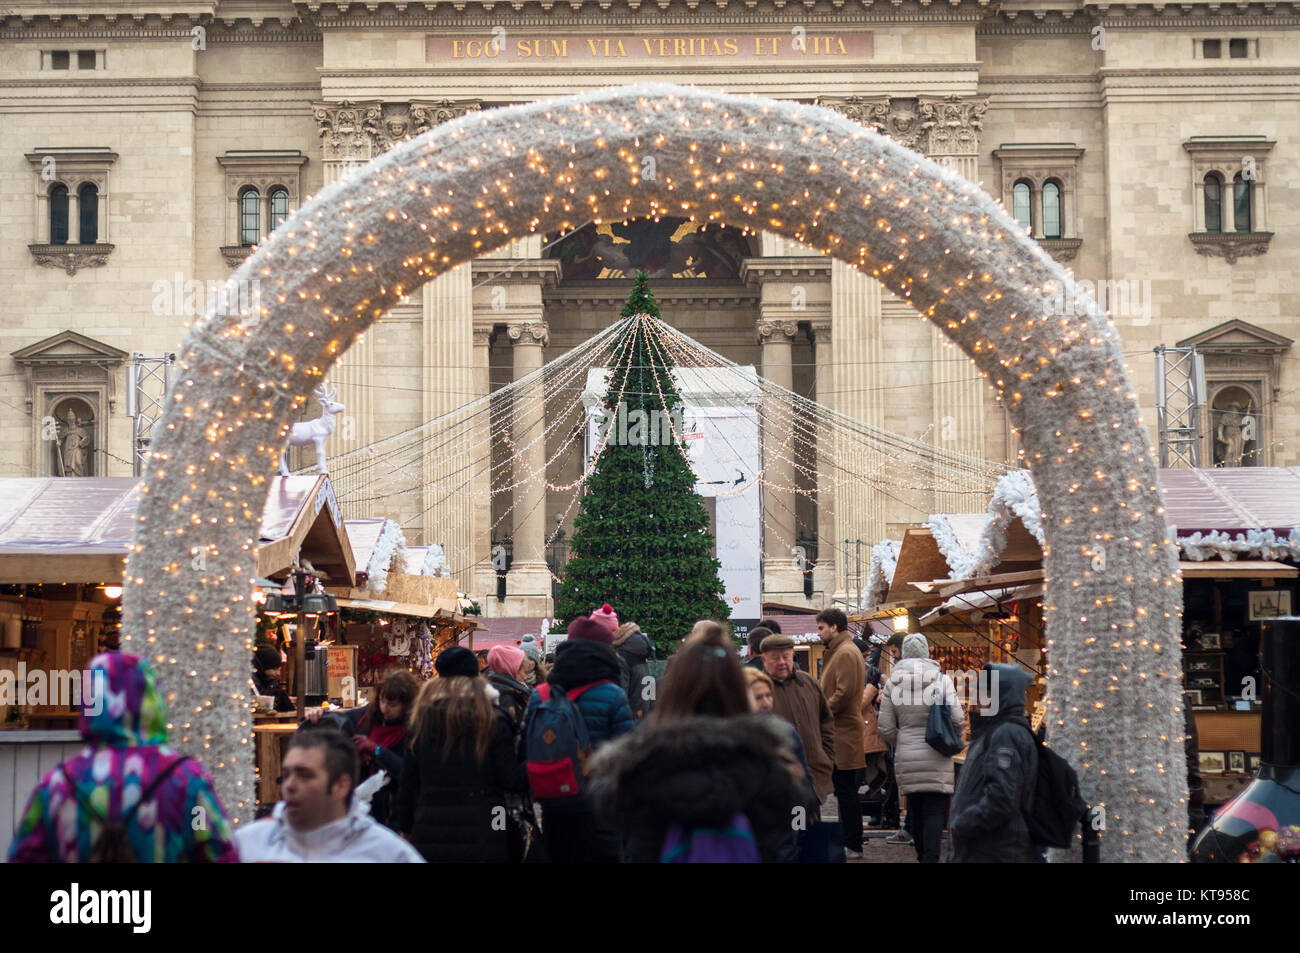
[612, 622, 642, 647]
[567, 615, 615, 645]
[590, 603, 619, 635]
[434, 645, 481, 679]
[487, 644, 526, 678]
[519, 635, 542, 663]
[902, 633, 931, 659]
[254, 645, 282, 671]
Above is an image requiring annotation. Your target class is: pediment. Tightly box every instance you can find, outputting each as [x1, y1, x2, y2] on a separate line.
[11, 330, 129, 366]
[1177, 320, 1293, 352]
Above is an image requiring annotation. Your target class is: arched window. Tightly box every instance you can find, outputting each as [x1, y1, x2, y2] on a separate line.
[239, 188, 260, 246]
[1232, 172, 1252, 232]
[1203, 173, 1223, 233]
[50, 185, 70, 245]
[1012, 180, 1032, 233]
[269, 188, 289, 233]
[78, 183, 99, 243]
[1042, 181, 1062, 240]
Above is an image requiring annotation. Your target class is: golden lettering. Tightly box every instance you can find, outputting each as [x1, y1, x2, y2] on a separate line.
[643, 38, 655, 56]
[674, 38, 685, 56]
[658, 38, 671, 56]
[615, 39, 626, 56]
[451, 39, 464, 58]
[467, 39, 482, 57]
[587, 38, 600, 55]
[724, 37, 738, 55]
[517, 39, 531, 57]
[836, 37, 847, 54]
[552, 39, 567, 57]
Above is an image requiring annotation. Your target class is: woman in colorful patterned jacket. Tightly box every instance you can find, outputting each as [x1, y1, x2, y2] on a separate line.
[7, 651, 239, 863]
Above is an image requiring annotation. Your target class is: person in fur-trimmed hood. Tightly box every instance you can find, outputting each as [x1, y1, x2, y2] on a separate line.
[612, 621, 655, 719]
[589, 634, 808, 862]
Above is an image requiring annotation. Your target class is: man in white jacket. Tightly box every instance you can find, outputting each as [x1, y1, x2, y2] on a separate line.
[236, 729, 424, 863]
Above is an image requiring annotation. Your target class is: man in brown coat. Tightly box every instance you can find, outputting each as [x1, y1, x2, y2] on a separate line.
[760, 632, 835, 805]
[818, 608, 867, 855]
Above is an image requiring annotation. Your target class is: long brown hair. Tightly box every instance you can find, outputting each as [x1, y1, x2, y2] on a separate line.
[407, 675, 494, 764]
[653, 633, 750, 723]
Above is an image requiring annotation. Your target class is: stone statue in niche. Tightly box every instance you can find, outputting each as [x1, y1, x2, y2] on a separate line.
[1214, 401, 1256, 467]
[56, 407, 93, 477]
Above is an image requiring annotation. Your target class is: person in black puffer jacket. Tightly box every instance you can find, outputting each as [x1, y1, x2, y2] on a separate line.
[947, 663, 1039, 863]
[613, 622, 655, 720]
[397, 647, 526, 863]
[589, 633, 805, 862]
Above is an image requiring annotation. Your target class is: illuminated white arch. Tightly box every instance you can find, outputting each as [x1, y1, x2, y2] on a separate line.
[123, 84, 1185, 861]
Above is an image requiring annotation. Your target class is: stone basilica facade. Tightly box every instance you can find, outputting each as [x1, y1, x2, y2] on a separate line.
[1, 0, 1296, 614]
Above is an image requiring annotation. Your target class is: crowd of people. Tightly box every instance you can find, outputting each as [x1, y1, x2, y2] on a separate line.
[8, 603, 1110, 864]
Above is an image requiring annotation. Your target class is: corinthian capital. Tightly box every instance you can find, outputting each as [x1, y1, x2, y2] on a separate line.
[917, 95, 989, 156]
[410, 99, 483, 135]
[507, 321, 549, 347]
[313, 100, 383, 163]
[757, 319, 798, 344]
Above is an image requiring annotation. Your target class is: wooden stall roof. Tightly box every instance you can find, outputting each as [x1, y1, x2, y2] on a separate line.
[1161, 467, 1300, 535]
[0, 475, 355, 586]
[885, 528, 955, 605]
[1178, 559, 1298, 579]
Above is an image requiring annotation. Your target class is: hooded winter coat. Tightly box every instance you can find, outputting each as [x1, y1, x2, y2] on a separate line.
[614, 627, 655, 719]
[7, 652, 238, 863]
[947, 664, 1039, 863]
[235, 799, 425, 862]
[589, 713, 809, 862]
[878, 657, 966, 795]
[397, 696, 527, 863]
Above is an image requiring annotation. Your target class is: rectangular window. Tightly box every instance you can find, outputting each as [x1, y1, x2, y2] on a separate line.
[1202, 39, 1222, 59]
[78, 50, 97, 70]
[51, 50, 70, 70]
[1229, 38, 1248, 58]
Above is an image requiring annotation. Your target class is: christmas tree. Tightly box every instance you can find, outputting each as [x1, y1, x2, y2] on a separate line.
[554, 271, 731, 653]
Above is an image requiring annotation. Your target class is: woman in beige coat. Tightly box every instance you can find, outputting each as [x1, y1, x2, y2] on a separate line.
[878, 633, 965, 864]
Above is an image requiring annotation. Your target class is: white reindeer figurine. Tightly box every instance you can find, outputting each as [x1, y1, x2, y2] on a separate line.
[280, 385, 345, 476]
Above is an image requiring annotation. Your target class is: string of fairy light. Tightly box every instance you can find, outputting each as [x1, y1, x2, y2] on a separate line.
[322, 312, 1012, 585]
[125, 85, 1185, 858]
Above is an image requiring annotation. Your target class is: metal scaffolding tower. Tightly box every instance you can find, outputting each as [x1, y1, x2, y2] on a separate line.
[1154, 345, 1206, 469]
[126, 353, 176, 477]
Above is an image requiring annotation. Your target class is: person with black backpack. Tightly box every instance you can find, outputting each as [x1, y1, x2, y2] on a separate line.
[947, 662, 1040, 863]
[8, 651, 238, 863]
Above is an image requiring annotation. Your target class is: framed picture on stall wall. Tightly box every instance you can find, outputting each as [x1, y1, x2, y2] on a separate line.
[1228, 751, 1247, 773]
[1248, 590, 1292, 621]
[1198, 751, 1226, 774]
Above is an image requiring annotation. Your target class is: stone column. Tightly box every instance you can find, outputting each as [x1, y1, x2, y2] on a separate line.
[471, 253, 559, 616]
[469, 325, 495, 598]
[312, 101, 385, 498]
[311, 98, 484, 511]
[743, 254, 830, 606]
[918, 96, 992, 514]
[757, 318, 801, 599]
[507, 320, 552, 614]
[810, 317, 837, 599]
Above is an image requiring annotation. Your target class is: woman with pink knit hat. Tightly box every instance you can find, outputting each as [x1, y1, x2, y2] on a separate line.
[485, 643, 531, 731]
[588, 603, 620, 638]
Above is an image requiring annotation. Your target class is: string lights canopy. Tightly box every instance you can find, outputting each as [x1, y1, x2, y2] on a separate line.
[123, 84, 1184, 861]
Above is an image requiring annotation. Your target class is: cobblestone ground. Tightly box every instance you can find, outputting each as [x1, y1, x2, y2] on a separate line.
[825, 795, 948, 864]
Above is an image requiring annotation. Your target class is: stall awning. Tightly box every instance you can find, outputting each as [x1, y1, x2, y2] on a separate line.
[919, 584, 1044, 625]
[335, 596, 478, 625]
[1178, 559, 1298, 579]
[0, 475, 355, 586]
